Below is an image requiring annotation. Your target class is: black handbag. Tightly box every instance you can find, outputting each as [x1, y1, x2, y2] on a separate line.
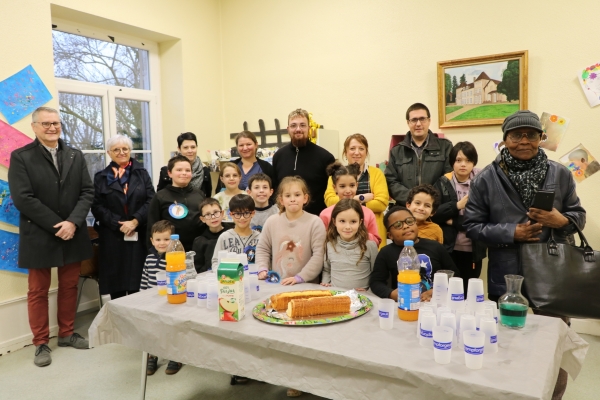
[519, 222, 600, 319]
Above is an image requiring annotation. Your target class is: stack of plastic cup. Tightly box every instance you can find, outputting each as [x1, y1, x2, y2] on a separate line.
[378, 299, 395, 330]
[475, 311, 488, 330]
[418, 305, 435, 338]
[436, 306, 451, 324]
[186, 279, 197, 306]
[483, 301, 499, 324]
[466, 278, 485, 314]
[197, 277, 208, 307]
[243, 271, 251, 304]
[459, 314, 476, 348]
[207, 280, 218, 310]
[249, 274, 259, 300]
[447, 277, 465, 313]
[440, 312, 457, 346]
[463, 330, 485, 369]
[480, 317, 498, 354]
[419, 312, 436, 348]
[455, 308, 467, 337]
[432, 272, 449, 307]
[156, 271, 167, 296]
[433, 326, 454, 364]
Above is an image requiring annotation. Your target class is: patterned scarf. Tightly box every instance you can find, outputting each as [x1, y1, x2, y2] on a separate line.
[189, 156, 205, 192]
[500, 147, 548, 208]
[108, 160, 132, 215]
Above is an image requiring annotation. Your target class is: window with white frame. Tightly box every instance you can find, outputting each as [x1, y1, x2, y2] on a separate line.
[51, 19, 163, 181]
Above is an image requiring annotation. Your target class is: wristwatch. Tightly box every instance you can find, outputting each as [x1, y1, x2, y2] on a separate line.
[359, 195, 365, 202]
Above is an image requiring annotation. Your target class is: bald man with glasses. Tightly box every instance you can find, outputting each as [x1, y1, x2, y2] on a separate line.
[385, 103, 453, 204]
[9, 106, 94, 367]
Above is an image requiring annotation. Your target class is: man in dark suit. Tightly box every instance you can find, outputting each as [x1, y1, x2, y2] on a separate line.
[9, 106, 94, 367]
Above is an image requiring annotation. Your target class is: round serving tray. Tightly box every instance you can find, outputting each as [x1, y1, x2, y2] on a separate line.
[252, 290, 373, 326]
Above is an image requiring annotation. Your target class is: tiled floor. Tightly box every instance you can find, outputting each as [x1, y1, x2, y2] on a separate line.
[0, 310, 597, 399]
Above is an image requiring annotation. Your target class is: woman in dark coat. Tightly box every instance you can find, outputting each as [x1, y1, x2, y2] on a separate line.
[92, 134, 155, 299]
[157, 132, 212, 196]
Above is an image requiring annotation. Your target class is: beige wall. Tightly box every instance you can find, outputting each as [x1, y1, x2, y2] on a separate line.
[220, 0, 599, 249]
[1, 0, 599, 303]
[0, 0, 223, 301]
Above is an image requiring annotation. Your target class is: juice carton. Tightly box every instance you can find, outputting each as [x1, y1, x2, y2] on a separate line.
[217, 260, 245, 321]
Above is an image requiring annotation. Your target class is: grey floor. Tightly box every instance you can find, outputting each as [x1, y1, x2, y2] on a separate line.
[0, 310, 598, 400]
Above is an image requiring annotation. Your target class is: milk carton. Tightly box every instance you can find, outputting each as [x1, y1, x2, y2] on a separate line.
[217, 259, 245, 321]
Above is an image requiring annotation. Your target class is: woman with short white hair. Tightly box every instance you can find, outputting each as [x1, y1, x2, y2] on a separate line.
[91, 134, 155, 299]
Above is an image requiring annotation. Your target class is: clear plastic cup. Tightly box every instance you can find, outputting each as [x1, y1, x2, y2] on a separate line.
[439, 312, 457, 346]
[378, 299, 395, 330]
[447, 277, 465, 312]
[436, 306, 451, 325]
[249, 274, 259, 300]
[248, 263, 258, 275]
[417, 308, 434, 338]
[483, 301, 499, 324]
[186, 279, 197, 306]
[433, 326, 453, 364]
[197, 278, 208, 307]
[466, 278, 485, 314]
[243, 270, 251, 304]
[432, 273, 449, 307]
[207, 280, 218, 310]
[156, 271, 167, 296]
[463, 330, 485, 369]
[419, 312, 436, 348]
[459, 314, 476, 348]
[480, 317, 498, 354]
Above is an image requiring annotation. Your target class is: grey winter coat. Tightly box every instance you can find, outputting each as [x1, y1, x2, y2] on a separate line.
[463, 155, 585, 296]
[385, 131, 453, 204]
[9, 139, 94, 269]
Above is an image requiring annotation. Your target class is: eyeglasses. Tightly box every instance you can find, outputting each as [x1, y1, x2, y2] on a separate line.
[289, 123, 308, 129]
[35, 122, 61, 129]
[202, 211, 222, 220]
[408, 117, 429, 125]
[388, 217, 417, 230]
[507, 132, 541, 142]
[231, 211, 253, 219]
[110, 148, 131, 154]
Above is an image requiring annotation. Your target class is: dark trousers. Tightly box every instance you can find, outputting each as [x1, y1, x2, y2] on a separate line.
[450, 250, 482, 296]
[28, 262, 81, 346]
[110, 290, 139, 300]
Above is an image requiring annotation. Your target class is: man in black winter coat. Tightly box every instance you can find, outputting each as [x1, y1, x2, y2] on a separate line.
[9, 106, 94, 367]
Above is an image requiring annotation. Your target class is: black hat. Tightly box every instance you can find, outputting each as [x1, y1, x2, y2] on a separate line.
[501, 110, 543, 140]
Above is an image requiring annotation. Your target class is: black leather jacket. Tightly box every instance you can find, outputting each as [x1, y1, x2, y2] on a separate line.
[463, 155, 586, 296]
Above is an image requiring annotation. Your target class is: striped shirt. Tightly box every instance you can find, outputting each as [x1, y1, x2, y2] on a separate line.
[140, 250, 166, 290]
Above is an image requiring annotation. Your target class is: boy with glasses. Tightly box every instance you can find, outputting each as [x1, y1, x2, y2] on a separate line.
[211, 194, 261, 270]
[385, 103, 453, 204]
[192, 198, 234, 273]
[369, 206, 458, 302]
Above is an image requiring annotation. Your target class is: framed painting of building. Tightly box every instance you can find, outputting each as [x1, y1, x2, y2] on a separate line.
[437, 50, 528, 128]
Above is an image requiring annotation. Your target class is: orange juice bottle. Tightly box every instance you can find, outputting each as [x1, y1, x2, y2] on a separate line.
[397, 240, 421, 321]
[165, 234, 187, 304]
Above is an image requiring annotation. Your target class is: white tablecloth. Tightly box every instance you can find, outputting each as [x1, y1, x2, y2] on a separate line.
[89, 280, 588, 400]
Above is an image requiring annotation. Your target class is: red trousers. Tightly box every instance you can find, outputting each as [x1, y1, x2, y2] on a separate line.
[27, 262, 81, 346]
